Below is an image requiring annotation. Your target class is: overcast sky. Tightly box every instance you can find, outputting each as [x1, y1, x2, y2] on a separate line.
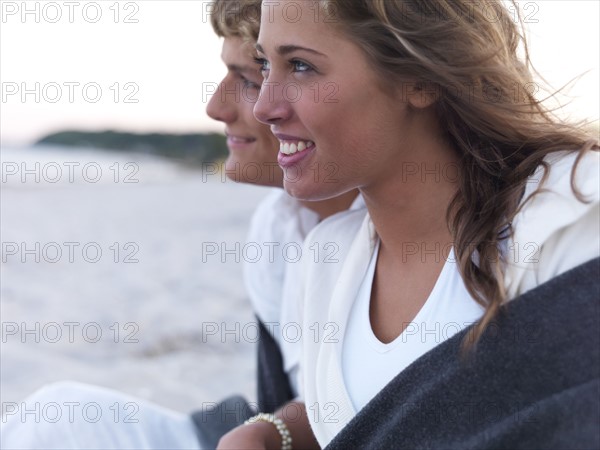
[1, 0, 598, 146]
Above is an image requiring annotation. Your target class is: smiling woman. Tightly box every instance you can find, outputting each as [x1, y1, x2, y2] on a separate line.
[253, 15, 444, 203]
[216, 0, 599, 449]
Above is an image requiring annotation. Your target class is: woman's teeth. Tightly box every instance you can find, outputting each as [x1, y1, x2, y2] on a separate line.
[279, 140, 314, 155]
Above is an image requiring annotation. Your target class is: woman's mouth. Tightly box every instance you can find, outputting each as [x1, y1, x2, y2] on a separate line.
[277, 139, 316, 168]
[279, 140, 314, 155]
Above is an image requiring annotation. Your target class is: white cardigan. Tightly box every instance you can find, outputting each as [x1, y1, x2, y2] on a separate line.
[297, 150, 600, 447]
[244, 189, 365, 397]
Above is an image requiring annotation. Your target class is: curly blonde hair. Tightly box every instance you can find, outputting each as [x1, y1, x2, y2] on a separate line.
[209, 0, 261, 43]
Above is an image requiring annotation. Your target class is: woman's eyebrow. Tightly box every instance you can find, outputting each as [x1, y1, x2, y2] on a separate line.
[255, 43, 326, 57]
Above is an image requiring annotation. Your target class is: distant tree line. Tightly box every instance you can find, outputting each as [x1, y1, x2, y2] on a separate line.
[36, 130, 228, 165]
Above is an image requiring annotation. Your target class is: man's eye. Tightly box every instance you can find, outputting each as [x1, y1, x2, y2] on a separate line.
[253, 57, 270, 74]
[241, 77, 260, 90]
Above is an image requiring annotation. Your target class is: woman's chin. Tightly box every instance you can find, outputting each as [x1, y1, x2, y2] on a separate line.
[283, 180, 342, 202]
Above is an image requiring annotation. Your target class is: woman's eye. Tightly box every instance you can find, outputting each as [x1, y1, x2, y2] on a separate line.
[291, 60, 312, 73]
[252, 57, 313, 77]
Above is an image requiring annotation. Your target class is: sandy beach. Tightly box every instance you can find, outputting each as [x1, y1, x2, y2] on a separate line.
[1, 145, 272, 414]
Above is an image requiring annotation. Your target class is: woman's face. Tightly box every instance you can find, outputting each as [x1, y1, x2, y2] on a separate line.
[206, 36, 283, 187]
[254, 0, 419, 200]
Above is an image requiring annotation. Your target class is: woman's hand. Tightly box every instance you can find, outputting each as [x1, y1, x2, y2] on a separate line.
[217, 421, 281, 450]
[216, 401, 320, 450]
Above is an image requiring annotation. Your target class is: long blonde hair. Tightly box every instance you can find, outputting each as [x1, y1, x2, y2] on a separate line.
[320, 0, 598, 346]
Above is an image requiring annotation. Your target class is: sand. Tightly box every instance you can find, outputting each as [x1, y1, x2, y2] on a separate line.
[1, 145, 272, 414]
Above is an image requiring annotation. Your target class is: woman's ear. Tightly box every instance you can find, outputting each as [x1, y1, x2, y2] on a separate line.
[402, 81, 439, 109]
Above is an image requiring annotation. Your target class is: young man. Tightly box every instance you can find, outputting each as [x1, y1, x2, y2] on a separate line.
[196, 0, 361, 444]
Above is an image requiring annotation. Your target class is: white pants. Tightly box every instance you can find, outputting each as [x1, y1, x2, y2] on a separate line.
[1, 382, 203, 450]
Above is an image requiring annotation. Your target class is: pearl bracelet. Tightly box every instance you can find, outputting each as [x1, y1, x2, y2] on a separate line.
[245, 412, 292, 450]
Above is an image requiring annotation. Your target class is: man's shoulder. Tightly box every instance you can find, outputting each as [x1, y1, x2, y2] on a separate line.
[248, 189, 296, 240]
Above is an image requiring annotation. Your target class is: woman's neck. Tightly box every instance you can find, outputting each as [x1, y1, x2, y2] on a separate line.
[362, 149, 460, 266]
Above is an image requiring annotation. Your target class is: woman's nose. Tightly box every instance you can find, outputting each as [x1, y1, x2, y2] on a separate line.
[253, 80, 292, 126]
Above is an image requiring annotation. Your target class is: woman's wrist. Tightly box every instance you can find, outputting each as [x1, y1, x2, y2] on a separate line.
[243, 419, 286, 449]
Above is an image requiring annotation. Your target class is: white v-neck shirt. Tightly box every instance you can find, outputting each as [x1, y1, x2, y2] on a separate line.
[342, 241, 484, 412]
[302, 152, 599, 447]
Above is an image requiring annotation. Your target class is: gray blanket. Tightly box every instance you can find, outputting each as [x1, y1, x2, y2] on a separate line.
[327, 257, 600, 450]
